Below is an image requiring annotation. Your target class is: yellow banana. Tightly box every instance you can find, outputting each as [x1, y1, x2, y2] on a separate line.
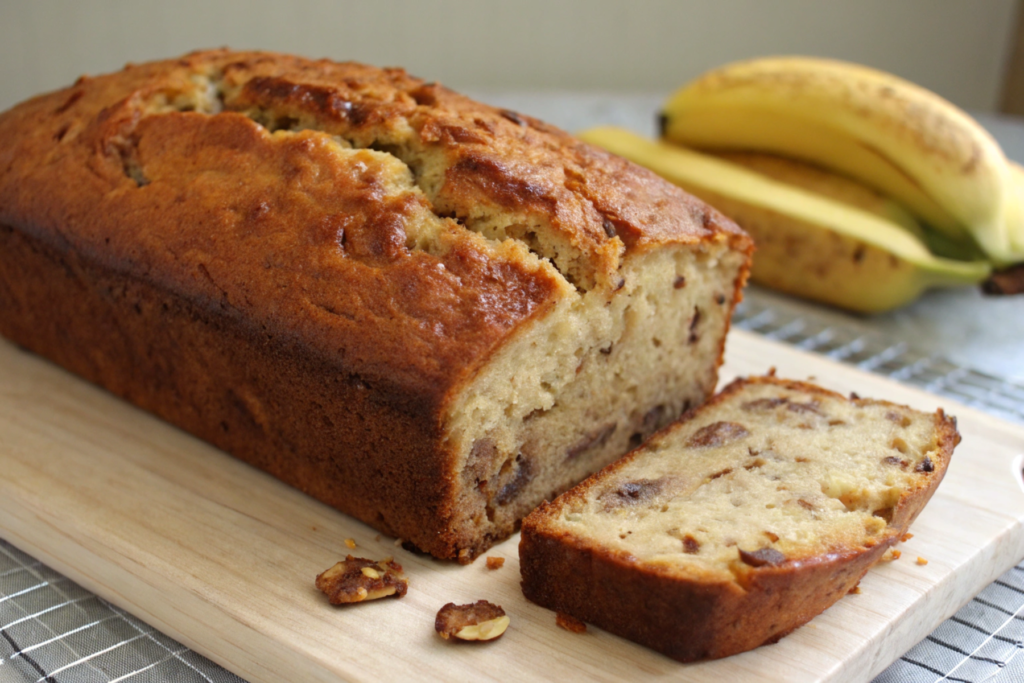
[660, 56, 1022, 267]
[712, 151, 925, 239]
[1006, 161, 1024, 254]
[580, 126, 991, 313]
[719, 150, 984, 262]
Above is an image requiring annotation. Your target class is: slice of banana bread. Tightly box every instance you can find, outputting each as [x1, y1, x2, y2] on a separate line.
[520, 375, 959, 661]
[0, 50, 752, 562]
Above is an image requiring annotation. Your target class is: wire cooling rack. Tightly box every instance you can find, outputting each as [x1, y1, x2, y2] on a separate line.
[732, 292, 1024, 427]
[2, 289, 1024, 683]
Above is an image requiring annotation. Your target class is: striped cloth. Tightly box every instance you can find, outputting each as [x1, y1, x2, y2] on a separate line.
[875, 565, 1024, 682]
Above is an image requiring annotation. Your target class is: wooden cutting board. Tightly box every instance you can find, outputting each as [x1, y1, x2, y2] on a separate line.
[2, 329, 1023, 683]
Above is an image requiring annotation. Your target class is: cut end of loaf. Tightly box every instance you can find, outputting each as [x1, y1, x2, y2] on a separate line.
[439, 239, 748, 561]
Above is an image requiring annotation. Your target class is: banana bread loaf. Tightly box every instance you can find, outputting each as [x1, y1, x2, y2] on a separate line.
[0, 50, 751, 561]
[520, 375, 958, 659]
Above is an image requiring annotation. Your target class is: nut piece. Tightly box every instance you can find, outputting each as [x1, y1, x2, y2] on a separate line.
[687, 421, 750, 448]
[435, 601, 509, 641]
[485, 556, 505, 570]
[315, 555, 408, 604]
[555, 612, 587, 633]
[738, 547, 786, 567]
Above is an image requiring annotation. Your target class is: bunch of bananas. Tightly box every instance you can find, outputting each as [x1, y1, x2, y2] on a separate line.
[580, 57, 1024, 312]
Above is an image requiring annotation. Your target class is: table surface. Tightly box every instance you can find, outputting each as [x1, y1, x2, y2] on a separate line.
[1, 92, 1023, 683]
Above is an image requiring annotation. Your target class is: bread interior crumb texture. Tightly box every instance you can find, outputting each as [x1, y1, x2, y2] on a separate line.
[557, 382, 943, 579]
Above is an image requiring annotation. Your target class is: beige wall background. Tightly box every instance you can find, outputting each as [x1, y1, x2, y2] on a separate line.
[0, 0, 1019, 113]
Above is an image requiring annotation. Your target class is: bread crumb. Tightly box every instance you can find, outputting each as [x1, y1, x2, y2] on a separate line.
[882, 548, 902, 562]
[458, 548, 471, 561]
[848, 584, 862, 595]
[901, 533, 914, 542]
[486, 556, 505, 570]
[555, 612, 587, 633]
[344, 538, 356, 549]
[916, 557, 928, 565]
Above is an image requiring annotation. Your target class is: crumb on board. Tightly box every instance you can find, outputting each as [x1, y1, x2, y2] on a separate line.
[882, 548, 902, 562]
[344, 538, 356, 549]
[916, 557, 928, 566]
[486, 556, 505, 570]
[375, 534, 382, 542]
[901, 533, 914, 542]
[848, 584, 862, 595]
[555, 613, 587, 633]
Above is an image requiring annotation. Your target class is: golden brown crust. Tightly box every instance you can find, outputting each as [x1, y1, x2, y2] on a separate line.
[0, 223, 457, 546]
[520, 375, 958, 661]
[0, 49, 751, 561]
[0, 49, 747, 294]
[0, 55, 562, 403]
[521, 528, 890, 660]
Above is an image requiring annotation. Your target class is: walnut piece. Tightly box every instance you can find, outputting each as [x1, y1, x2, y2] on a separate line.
[599, 477, 669, 510]
[435, 601, 509, 641]
[687, 421, 750, 448]
[315, 555, 408, 604]
[738, 547, 786, 567]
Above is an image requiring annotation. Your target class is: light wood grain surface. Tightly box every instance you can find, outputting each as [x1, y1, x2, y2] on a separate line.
[1, 329, 1022, 683]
